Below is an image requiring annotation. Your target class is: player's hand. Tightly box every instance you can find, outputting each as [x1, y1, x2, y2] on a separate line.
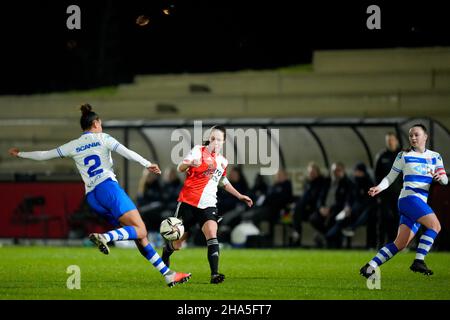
[8, 148, 19, 157]
[432, 172, 443, 182]
[239, 195, 253, 207]
[368, 186, 382, 197]
[147, 164, 161, 175]
[183, 159, 201, 168]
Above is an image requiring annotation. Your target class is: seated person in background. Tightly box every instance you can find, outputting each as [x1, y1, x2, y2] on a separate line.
[217, 166, 249, 215]
[291, 162, 326, 246]
[249, 173, 269, 206]
[340, 163, 377, 248]
[217, 167, 250, 243]
[136, 168, 164, 232]
[243, 169, 293, 239]
[160, 167, 183, 220]
[309, 162, 354, 248]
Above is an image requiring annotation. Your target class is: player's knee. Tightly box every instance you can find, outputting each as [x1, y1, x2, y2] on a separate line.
[394, 240, 407, 250]
[431, 222, 441, 234]
[135, 225, 148, 239]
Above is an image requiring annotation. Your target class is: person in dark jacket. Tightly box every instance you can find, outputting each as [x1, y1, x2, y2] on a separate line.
[291, 162, 326, 246]
[309, 162, 354, 248]
[374, 132, 402, 246]
[243, 169, 293, 239]
[340, 163, 377, 248]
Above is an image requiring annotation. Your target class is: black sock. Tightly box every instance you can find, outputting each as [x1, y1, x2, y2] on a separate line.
[207, 238, 220, 275]
[162, 241, 174, 266]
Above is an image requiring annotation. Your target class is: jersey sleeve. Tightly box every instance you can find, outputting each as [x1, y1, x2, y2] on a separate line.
[435, 153, 446, 174]
[183, 145, 202, 163]
[391, 151, 404, 174]
[219, 158, 229, 186]
[435, 153, 448, 185]
[56, 140, 75, 158]
[18, 140, 74, 160]
[103, 134, 121, 152]
[378, 151, 404, 191]
[18, 149, 61, 161]
[104, 134, 152, 168]
[114, 145, 152, 168]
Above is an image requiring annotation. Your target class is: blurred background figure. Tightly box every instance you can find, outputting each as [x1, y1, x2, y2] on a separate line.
[309, 162, 354, 248]
[160, 167, 182, 219]
[217, 166, 249, 216]
[217, 166, 250, 243]
[243, 169, 293, 241]
[136, 168, 163, 232]
[249, 173, 269, 207]
[374, 132, 402, 247]
[340, 163, 377, 248]
[291, 162, 326, 247]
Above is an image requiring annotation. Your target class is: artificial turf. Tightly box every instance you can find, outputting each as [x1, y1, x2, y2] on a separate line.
[1, 246, 449, 300]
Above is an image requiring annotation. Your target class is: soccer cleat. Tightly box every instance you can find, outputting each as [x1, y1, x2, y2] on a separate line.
[165, 271, 191, 288]
[210, 273, 225, 284]
[410, 259, 434, 276]
[89, 233, 110, 255]
[359, 263, 376, 279]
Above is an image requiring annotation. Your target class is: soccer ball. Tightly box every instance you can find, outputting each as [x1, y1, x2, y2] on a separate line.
[160, 217, 184, 241]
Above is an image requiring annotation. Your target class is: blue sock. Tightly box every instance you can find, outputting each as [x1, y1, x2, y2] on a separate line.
[369, 243, 399, 268]
[416, 229, 438, 261]
[102, 226, 138, 242]
[142, 244, 170, 276]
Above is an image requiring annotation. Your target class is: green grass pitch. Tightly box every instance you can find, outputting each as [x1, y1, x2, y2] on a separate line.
[1, 246, 449, 300]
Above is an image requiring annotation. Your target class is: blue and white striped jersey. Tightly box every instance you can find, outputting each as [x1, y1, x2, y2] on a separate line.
[19, 132, 152, 194]
[385, 149, 446, 202]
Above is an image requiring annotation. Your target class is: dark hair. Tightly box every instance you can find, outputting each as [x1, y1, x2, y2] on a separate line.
[410, 123, 428, 134]
[80, 103, 100, 131]
[203, 125, 226, 146]
[404, 123, 428, 152]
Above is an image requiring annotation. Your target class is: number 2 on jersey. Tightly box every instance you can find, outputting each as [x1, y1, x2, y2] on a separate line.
[84, 155, 104, 177]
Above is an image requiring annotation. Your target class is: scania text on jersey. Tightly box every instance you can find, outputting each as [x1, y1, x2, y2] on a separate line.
[76, 142, 101, 153]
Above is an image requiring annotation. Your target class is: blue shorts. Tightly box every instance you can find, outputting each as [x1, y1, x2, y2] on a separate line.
[398, 195, 434, 234]
[86, 178, 136, 227]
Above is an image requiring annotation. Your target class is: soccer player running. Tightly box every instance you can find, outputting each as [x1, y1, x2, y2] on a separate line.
[360, 124, 448, 278]
[8, 104, 191, 287]
[162, 125, 254, 284]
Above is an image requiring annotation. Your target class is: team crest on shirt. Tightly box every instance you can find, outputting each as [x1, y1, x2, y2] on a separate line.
[413, 164, 430, 175]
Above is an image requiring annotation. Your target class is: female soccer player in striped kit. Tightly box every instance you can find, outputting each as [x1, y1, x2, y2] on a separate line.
[360, 124, 448, 278]
[162, 125, 254, 284]
[8, 104, 191, 287]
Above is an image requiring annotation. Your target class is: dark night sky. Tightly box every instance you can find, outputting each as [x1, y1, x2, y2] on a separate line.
[1, 0, 449, 94]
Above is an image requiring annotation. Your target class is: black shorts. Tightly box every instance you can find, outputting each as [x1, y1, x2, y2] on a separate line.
[174, 202, 221, 231]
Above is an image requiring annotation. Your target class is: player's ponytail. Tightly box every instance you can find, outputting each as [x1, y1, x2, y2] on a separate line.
[80, 103, 100, 131]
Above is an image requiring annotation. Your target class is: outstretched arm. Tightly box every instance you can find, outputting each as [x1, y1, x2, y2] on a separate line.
[9, 147, 61, 161]
[368, 152, 404, 197]
[222, 180, 253, 208]
[114, 144, 161, 174]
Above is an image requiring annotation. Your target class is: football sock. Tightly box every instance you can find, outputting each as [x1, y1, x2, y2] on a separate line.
[207, 238, 220, 275]
[141, 243, 170, 275]
[102, 226, 138, 242]
[415, 229, 438, 261]
[369, 242, 399, 268]
[162, 241, 175, 259]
